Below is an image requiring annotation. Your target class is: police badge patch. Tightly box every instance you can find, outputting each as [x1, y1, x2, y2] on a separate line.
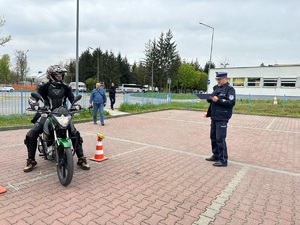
[229, 95, 234, 100]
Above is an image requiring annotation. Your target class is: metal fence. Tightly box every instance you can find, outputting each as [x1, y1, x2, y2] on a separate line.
[123, 92, 172, 105]
[0, 90, 299, 117]
[0, 91, 91, 116]
[123, 92, 300, 105]
[122, 92, 300, 113]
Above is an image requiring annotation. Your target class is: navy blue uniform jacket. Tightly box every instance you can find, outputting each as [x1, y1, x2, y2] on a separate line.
[206, 82, 236, 121]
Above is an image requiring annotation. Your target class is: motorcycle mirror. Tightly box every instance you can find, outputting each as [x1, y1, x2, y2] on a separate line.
[31, 92, 44, 103]
[73, 95, 82, 104]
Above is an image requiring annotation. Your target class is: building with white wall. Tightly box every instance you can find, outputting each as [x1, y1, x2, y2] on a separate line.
[208, 64, 300, 97]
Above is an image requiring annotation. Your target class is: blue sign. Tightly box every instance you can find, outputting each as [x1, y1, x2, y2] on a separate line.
[207, 79, 211, 85]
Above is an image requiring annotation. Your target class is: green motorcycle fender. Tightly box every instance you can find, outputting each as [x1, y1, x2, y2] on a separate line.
[56, 138, 72, 148]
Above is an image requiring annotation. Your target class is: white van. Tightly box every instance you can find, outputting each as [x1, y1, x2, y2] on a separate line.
[120, 84, 142, 93]
[69, 82, 87, 92]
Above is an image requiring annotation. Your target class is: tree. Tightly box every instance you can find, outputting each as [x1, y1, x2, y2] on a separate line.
[14, 50, 30, 83]
[85, 77, 96, 91]
[144, 29, 180, 91]
[0, 16, 11, 47]
[144, 39, 159, 89]
[191, 59, 203, 72]
[105, 51, 119, 85]
[132, 61, 147, 85]
[157, 29, 179, 90]
[199, 71, 208, 92]
[177, 63, 200, 93]
[0, 54, 11, 83]
[78, 49, 94, 82]
[117, 54, 131, 85]
[63, 59, 76, 83]
[203, 61, 215, 74]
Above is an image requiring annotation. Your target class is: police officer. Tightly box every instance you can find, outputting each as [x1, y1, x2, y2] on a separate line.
[205, 72, 236, 167]
[24, 65, 90, 172]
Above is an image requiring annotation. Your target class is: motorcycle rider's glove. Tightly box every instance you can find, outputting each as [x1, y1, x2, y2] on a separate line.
[28, 97, 39, 110]
[70, 103, 81, 111]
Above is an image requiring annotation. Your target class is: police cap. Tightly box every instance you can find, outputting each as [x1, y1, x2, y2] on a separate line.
[215, 72, 228, 80]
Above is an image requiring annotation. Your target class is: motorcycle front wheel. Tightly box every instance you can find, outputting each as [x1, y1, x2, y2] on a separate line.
[56, 147, 74, 186]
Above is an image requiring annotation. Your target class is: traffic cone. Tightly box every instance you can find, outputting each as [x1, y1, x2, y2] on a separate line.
[0, 185, 7, 194]
[90, 133, 108, 162]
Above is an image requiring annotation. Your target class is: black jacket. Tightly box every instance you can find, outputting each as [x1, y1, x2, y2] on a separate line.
[37, 81, 74, 110]
[206, 82, 236, 121]
[108, 86, 116, 97]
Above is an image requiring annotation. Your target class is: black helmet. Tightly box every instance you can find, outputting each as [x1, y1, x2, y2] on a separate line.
[46, 65, 67, 85]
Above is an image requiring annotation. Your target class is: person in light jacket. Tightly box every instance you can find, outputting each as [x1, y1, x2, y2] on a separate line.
[89, 83, 107, 126]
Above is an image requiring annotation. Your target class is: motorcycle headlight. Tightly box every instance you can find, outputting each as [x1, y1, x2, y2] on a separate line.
[54, 114, 71, 127]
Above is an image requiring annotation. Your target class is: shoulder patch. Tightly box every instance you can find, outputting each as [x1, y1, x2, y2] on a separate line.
[229, 95, 234, 100]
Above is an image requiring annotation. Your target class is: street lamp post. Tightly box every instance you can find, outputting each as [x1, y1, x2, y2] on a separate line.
[75, 0, 79, 95]
[199, 22, 214, 76]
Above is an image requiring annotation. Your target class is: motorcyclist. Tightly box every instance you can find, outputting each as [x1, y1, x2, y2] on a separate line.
[23, 65, 90, 172]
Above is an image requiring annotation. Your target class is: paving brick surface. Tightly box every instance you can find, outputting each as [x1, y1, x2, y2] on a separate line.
[1, 110, 300, 224]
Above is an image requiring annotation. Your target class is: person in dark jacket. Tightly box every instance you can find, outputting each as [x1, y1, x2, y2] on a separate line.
[205, 72, 236, 167]
[108, 82, 116, 110]
[89, 83, 107, 125]
[24, 65, 90, 172]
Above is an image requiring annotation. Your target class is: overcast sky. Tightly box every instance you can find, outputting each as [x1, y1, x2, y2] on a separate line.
[0, 0, 299, 76]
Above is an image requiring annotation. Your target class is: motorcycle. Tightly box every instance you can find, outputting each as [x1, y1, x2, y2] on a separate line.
[28, 92, 82, 186]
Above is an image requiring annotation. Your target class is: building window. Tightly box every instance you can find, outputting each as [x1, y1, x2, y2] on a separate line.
[263, 78, 277, 87]
[233, 78, 245, 86]
[280, 78, 296, 87]
[247, 78, 260, 87]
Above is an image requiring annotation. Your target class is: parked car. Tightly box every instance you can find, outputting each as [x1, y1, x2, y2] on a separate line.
[116, 86, 123, 93]
[0, 85, 15, 92]
[69, 82, 87, 92]
[142, 85, 149, 92]
[142, 85, 159, 92]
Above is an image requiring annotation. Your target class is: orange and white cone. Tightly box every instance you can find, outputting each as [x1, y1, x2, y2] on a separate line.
[204, 110, 208, 118]
[0, 185, 7, 194]
[90, 133, 108, 162]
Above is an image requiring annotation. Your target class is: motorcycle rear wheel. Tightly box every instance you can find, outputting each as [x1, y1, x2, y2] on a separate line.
[56, 147, 74, 186]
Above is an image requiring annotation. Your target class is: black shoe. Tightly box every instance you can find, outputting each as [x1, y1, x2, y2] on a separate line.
[213, 161, 227, 167]
[23, 159, 37, 172]
[101, 123, 105, 126]
[77, 157, 90, 170]
[205, 156, 218, 162]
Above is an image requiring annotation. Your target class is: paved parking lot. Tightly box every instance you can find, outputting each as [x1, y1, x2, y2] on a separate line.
[1, 110, 300, 225]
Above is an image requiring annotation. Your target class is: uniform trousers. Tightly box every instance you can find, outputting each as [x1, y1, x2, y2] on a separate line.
[210, 120, 228, 164]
